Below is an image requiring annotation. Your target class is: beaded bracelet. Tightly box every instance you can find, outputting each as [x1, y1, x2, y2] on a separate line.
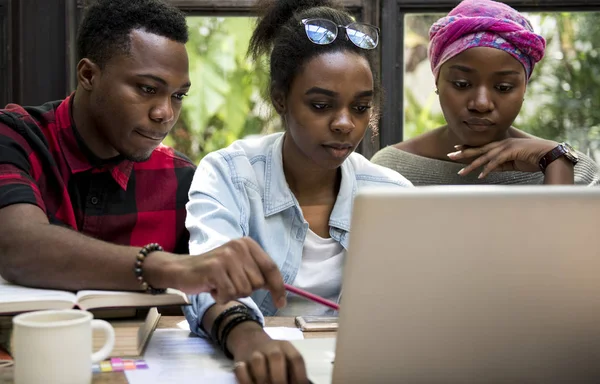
[134, 243, 167, 295]
[210, 305, 251, 343]
[220, 315, 262, 359]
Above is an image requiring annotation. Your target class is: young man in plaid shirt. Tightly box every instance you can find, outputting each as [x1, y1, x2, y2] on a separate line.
[0, 0, 286, 308]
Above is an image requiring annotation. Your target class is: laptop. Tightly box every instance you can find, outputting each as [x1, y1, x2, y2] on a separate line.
[304, 186, 600, 384]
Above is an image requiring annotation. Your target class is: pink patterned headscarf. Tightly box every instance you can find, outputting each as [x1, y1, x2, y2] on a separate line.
[428, 0, 546, 81]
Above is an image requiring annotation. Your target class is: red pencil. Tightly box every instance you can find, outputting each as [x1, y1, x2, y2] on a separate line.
[284, 283, 340, 311]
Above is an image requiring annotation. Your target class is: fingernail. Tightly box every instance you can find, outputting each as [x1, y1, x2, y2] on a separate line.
[478, 172, 484, 179]
[278, 297, 287, 307]
[447, 151, 461, 158]
[458, 168, 465, 175]
[454, 145, 462, 150]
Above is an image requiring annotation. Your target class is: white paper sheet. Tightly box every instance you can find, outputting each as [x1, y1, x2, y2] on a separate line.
[174, 319, 305, 340]
[291, 338, 336, 384]
[264, 327, 304, 340]
[125, 327, 305, 383]
[125, 329, 236, 383]
[0, 276, 76, 303]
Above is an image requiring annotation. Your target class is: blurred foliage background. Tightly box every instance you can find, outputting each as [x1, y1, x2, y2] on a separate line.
[165, 17, 279, 163]
[168, 13, 600, 163]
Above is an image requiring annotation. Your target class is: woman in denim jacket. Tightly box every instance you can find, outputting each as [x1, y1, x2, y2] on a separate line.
[184, 0, 412, 382]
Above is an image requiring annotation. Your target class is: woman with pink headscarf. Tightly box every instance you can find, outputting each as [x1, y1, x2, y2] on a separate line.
[372, 0, 598, 185]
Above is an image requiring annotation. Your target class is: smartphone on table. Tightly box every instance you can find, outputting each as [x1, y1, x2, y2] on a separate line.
[295, 316, 338, 332]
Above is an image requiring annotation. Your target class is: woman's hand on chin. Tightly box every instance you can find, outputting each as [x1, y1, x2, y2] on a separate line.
[446, 138, 559, 179]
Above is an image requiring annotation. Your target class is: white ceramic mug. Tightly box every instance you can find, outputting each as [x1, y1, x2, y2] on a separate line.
[12, 309, 115, 384]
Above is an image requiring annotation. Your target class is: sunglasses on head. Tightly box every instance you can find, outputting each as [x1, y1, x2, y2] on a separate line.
[301, 18, 380, 50]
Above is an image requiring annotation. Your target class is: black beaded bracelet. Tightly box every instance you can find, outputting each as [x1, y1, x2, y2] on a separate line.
[134, 243, 167, 295]
[220, 315, 262, 359]
[210, 305, 251, 343]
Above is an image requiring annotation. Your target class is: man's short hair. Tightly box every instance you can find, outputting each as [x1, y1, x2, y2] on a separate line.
[77, 0, 189, 68]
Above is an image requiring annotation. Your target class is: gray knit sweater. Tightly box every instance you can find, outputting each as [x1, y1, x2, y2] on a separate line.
[371, 146, 600, 186]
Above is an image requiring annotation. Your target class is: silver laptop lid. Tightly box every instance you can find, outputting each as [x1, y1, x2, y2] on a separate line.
[334, 186, 600, 384]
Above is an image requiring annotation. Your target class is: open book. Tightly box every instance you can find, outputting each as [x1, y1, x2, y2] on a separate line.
[0, 277, 189, 315]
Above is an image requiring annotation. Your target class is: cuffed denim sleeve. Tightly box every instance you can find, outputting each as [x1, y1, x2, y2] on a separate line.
[184, 151, 262, 338]
[183, 294, 265, 338]
[186, 152, 248, 255]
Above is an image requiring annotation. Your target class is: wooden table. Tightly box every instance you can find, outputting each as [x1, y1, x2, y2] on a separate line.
[0, 316, 336, 384]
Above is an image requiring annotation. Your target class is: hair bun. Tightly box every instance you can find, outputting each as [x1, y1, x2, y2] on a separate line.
[249, 0, 342, 60]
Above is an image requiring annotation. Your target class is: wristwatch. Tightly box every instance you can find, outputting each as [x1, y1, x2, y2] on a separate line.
[538, 142, 579, 173]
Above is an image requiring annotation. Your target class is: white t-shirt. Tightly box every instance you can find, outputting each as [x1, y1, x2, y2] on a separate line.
[276, 229, 344, 316]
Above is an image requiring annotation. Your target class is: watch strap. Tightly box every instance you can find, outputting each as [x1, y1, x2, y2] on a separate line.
[539, 142, 578, 173]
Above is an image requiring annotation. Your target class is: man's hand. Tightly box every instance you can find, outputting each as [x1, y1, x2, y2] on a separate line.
[447, 138, 559, 179]
[145, 237, 287, 308]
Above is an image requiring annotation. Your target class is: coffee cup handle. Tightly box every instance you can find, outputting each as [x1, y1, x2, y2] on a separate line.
[91, 319, 115, 363]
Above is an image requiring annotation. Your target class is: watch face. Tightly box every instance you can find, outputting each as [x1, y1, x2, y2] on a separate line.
[562, 142, 579, 163]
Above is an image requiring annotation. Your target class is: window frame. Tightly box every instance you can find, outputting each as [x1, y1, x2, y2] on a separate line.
[169, 0, 364, 14]
[381, 0, 600, 149]
[0, 0, 12, 106]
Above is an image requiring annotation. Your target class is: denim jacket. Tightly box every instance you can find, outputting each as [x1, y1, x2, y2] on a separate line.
[183, 133, 413, 337]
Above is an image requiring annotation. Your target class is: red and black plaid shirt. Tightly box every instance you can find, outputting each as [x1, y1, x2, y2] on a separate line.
[0, 95, 196, 253]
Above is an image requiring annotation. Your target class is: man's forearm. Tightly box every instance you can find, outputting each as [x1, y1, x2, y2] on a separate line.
[0, 220, 148, 291]
[0, 205, 286, 305]
[0, 203, 185, 291]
